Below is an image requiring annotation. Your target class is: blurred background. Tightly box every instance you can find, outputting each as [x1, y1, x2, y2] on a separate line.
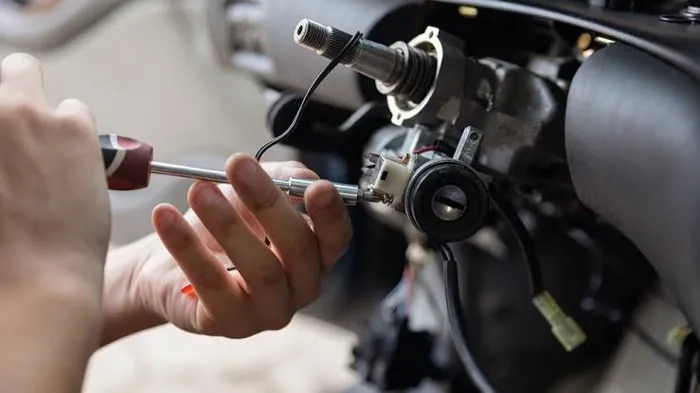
[0, 1, 361, 392]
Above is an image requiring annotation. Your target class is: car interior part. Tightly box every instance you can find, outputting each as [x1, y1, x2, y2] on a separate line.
[565, 42, 700, 334]
[257, 4, 699, 389]
[295, 18, 586, 355]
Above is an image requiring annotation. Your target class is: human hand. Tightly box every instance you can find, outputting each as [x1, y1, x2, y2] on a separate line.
[0, 54, 110, 294]
[0, 54, 110, 392]
[124, 156, 352, 338]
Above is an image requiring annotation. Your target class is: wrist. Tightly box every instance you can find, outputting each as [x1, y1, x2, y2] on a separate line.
[0, 253, 104, 393]
[101, 234, 165, 346]
[0, 248, 104, 308]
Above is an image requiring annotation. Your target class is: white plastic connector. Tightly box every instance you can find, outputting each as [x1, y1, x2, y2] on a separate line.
[369, 153, 418, 208]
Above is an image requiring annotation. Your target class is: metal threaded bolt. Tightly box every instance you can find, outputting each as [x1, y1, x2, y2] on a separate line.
[294, 19, 359, 64]
[294, 19, 331, 52]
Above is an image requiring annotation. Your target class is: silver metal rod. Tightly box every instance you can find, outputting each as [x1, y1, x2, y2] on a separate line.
[149, 161, 381, 206]
[150, 161, 228, 183]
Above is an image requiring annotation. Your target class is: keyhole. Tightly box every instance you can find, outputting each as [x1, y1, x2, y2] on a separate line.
[431, 185, 467, 221]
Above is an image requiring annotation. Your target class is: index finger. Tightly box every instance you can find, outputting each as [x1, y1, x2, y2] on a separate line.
[0, 53, 45, 105]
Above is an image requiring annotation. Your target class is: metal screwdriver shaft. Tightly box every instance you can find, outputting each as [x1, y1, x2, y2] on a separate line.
[149, 161, 228, 183]
[149, 161, 379, 206]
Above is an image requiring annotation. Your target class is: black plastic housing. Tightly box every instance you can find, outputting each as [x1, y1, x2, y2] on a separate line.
[566, 43, 700, 329]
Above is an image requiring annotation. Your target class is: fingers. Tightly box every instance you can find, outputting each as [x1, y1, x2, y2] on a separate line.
[53, 98, 96, 132]
[187, 181, 285, 290]
[226, 154, 322, 307]
[305, 180, 353, 271]
[152, 203, 244, 310]
[185, 161, 317, 243]
[187, 181, 293, 328]
[0, 53, 45, 105]
[224, 161, 319, 240]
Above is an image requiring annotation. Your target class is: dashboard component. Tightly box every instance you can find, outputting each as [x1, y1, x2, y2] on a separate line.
[291, 18, 587, 362]
[226, 2, 696, 392]
[404, 158, 489, 242]
[294, 19, 483, 128]
[566, 41, 700, 332]
[295, 18, 567, 189]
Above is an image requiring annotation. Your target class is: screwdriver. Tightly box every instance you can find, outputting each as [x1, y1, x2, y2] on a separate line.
[100, 134, 380, 206]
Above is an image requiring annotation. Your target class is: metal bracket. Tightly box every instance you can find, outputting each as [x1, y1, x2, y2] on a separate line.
[453, 126, 483, 165]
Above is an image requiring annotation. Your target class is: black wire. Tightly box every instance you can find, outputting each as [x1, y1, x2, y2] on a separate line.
[676, 333, 700, 393]
[433, 185, 542, 392]
[488, 187, 545, 297]
[254, 32, 364, 161]
[254, 32, 361, 247]
[437, 243, 498, 393]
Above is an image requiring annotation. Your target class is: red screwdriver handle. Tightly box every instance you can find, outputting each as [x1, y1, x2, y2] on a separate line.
[100, 134, 154, 190]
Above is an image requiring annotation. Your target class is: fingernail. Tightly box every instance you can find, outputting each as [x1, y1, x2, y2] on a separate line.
[235, 158, 261, 188]
[197, 185, 220, 206]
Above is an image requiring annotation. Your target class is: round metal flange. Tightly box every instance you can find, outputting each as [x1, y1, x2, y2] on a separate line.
[385, 26, 467, 127]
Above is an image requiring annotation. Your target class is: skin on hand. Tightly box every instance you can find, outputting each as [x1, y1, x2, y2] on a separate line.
[0, 53, 110, 291]
[118, 156, 352, 339]
[0, 53, 110, 393]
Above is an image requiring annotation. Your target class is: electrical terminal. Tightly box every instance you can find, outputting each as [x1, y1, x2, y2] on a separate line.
[532, 291, 587, 352]
[366, 152, 422, 209]
[668, 324, 692, 348]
